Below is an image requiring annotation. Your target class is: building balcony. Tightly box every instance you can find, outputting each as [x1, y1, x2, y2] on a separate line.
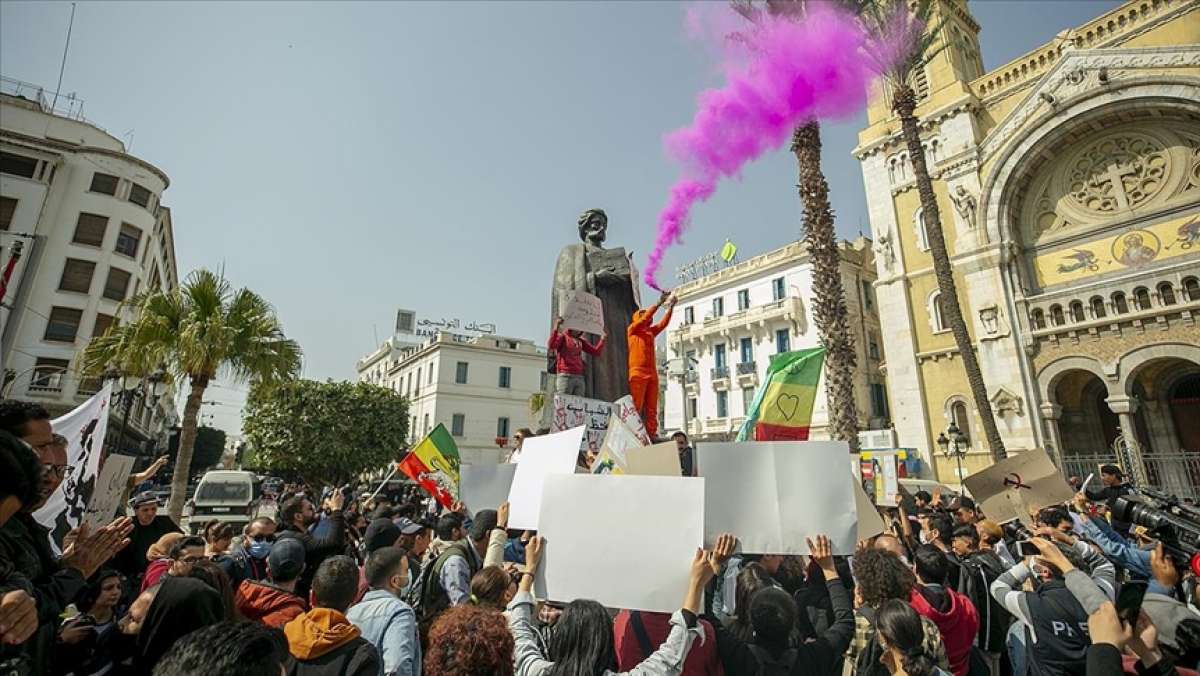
[711, 366, 730, 389]
[683, 371, 698, 384]
[736, 361, 759, 386]
[672, 297, 805, 344]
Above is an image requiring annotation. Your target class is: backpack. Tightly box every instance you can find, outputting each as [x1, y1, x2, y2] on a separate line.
[411, 542, 475, 649]
[958, 552, 1012, 654]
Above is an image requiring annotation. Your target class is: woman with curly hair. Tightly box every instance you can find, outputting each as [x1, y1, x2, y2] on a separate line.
[875, 600, 950, 676]
[850, 548, 948, 676]
[425, 604, 515, 676]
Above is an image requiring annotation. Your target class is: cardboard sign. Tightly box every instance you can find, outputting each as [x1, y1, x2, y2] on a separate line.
[962, 449, 1074, 525]
[551, 394, 650, 455]
[507, 426, 586, 530]
[626, 442, 683, 477]
[698, 441, 857, 554]
[535, 474, 704, 613]
[867, 452, 901, 506]
[460, 463, 517, 515]
[81, 454, 136, 533]
[592, 414, 643, 474]
[559, 290, 605, 336]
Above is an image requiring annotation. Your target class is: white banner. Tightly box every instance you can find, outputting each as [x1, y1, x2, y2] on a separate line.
[82, 454, 136, 533]
[460, 463, 517, 516]
[34, 384, 114, 553]
[507, 426, 586, 530]
[558, 290, 605, 336]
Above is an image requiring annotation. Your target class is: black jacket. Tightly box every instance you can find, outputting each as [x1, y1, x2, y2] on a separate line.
[957, 550, 1012, 653]
[288, 637, 380, 676]
[278, 511, 346, 599]
[112, 515, 181, 584]
[1024, 580, 1090, 676]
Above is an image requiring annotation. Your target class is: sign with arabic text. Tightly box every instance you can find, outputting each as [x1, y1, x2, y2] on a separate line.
[550, 394, 650, 455]
[559, 290, 605, 336]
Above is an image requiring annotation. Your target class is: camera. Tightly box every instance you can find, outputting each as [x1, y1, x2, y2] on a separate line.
[1003, 520, 1032, 542]
[1110, 489, 1200, 574]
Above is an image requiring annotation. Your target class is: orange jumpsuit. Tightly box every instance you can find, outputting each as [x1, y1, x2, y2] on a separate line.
[626, 305, 672, 439]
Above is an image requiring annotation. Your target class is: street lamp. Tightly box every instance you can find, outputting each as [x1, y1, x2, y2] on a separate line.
[936, 421, 969, 490]
[103, 365, 169, 457]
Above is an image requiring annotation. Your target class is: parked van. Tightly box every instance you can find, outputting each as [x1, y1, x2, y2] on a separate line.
[190, 470, 258, 534]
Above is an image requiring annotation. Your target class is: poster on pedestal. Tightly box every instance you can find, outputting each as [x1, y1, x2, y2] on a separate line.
[550, 394, 650, 455]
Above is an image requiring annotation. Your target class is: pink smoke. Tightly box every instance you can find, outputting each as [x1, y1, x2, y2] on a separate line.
[645, 2, 880, 290]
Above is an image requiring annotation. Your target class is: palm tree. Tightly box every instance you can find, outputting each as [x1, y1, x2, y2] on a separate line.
[731, 0, 862, 452]
[82, 269, 302, 520]
[859, 0, 1006, 461]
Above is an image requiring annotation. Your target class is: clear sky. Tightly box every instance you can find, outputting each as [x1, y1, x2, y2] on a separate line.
[1, 0, 1119, 434]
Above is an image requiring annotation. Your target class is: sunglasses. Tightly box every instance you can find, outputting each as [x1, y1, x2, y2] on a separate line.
[42, 463, 73, 478]
[250, 534, 277, 543]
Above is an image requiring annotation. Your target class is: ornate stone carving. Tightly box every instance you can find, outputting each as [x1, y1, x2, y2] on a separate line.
[1065, 134, 1169, 214]
[873, 231, 896, 273]
[979, 306, 1000, 335]
[950, 185, 978, 229]
[989, 387, 1024, 418]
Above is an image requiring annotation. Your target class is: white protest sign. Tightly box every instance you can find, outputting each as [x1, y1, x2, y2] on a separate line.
[963, 449, 1073, 525]
[81, 454, 136, 533]
[507, 426, 586, 530]
[698, 440, 857, 554]
[551, 394, 650, 455]
[460, 463, 517, 515]
[535, 474, 703, 612]
[559, 290, 605, 336]
[867, 452, 900, 506]
[626, 442, 682, 477]
[854, 475, 887, 541]
[34, 384, 113, 554]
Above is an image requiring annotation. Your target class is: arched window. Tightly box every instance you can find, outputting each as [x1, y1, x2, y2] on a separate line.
[915, 208, 930, 252]
[1050, 304, 1065, 326]
[1090, 296, 1107, 319]
[950, 399, 972, 448]
[1183, 277, 1199, 302]
[929, 290, 948, 332]
[1112, 292, 1129, 314]
[1133, 287, 1151, 310]
[1031, 308, 1046, 329]
[1158, 283, 1176, 306]
[1069, 301, 1085, 323]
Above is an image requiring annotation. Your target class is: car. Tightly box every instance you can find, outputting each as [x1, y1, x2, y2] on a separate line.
[897, 478, 971, 500]
[189, 470, 258, 534]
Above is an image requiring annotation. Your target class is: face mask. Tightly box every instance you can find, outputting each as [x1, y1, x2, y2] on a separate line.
[918, 531, 930, 545]
[248, 541, 272, 559]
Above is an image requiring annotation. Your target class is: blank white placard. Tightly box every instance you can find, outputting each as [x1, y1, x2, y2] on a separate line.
[506, 426, 586, 530]
[460, 463, 517, 516]
[535, 474, 704, 613]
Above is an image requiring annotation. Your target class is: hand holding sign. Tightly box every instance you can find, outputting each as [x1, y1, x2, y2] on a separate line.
[559, 290, 605, 336]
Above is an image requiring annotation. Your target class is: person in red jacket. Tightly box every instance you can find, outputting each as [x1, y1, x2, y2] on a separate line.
[549, 318, 606, 397]
[615, 609, 724, 676]
[626, 291, 675, 439]
[909, 545, 979, 676]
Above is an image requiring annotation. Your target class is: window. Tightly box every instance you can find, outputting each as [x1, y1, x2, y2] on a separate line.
[716, 391, 729, 418]
[950, 401, 971, 447]
[1112, 292, 1129, 314]
[684, 306, 694, 325]
[58, 258, 96, 293]
[498, 366, 512, 388]
[775, 329, 790, 354]
[868, 333, 881, 360]
[739, 337, 753, 363]
[149, 265, 161, 290]
[1049, 304, 1065, 326]
[772, 277, 786, 302]
[1069, 301, 1085, 323]
[451, 413, 465, 437]
[455, 361, 468, 384]
[1184, 277, 1200, 302]
[713, 297, 724, 317]
[1031, 308, 1046, 329]
[30, 358, 70, 391]
[714, 344, 727, 368]
[688, 398, 698, 418]
[1133, 287, 1151, 311]
[0, 196, 16, 230]
[423, 413, 430, 434]
[0, 152, 37, 178]
[1158, 283, 1176, 306]
[913, 67, 930, 101]
[102, 267, 131, 301]
[862, 280, 874, 311]
[89, 172, 119, 195]
[870, 383, 889, 418]
[428, 365, 435, 384]
[737, 289, 750, 311]
[44, 306, 83, 342]
[72, 213, 109, 247]
[128, 183, 152, 208]
[497, 417, 510, 438]
[915, 208, 930, 252]
[115, 223, 142, 258]
[742, 387, 755, 415]
[92, 313, 115, 338]
[410, 416, 417, 440]
[405, 373, 413, 396]
[1090, 296, 1107, 319]
[930, 291, 948, 332]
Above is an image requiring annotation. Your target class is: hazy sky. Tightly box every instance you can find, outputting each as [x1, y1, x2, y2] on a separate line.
[1, 0, 1118, 433]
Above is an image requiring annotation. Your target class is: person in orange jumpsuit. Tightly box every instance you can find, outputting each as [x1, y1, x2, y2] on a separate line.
[626, 290, 676, 439]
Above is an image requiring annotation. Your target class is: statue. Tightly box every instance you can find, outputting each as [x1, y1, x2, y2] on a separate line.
[550, 209, 638, 402]
[950, 185, 978, 228]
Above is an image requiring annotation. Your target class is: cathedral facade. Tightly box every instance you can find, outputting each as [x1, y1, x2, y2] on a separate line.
[855, 0, 1200, 492]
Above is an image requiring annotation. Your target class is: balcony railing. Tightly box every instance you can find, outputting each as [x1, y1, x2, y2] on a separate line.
[711, 366, 729, 380]
[684, 371, 698, 384]
[736, 361, 757, 376]
[673, 297, 805, 341]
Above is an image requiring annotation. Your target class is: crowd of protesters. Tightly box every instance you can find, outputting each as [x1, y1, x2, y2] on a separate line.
[3, 397, 1200, 676]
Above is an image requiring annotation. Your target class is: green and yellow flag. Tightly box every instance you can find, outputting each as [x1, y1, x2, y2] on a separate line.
[398, 424, 461, 508]
[737, 347, 825, 442]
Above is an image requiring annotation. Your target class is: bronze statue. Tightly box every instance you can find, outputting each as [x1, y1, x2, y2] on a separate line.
[550, 208, 638, 401]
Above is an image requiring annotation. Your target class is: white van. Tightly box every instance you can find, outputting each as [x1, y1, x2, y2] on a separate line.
[190, 470, 258, 534]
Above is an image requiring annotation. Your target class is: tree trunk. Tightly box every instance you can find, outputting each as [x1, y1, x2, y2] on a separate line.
[893, 86, 1007, 462]
[791, 121, 861, 453]
[168, 375, 210, 522]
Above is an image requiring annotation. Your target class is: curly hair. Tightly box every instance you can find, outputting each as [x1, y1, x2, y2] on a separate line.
[852, 548, 916, 608]
[425, 605, 514, 676]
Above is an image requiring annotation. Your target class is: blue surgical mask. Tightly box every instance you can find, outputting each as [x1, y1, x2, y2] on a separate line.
[248, 541, 272, 559]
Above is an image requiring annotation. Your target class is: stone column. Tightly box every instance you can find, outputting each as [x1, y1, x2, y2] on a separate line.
[1039, 402, 1065, 470]
[1105, 395, 1149, 486]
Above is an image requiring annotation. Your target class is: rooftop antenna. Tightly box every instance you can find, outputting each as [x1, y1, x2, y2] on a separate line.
[51, 3, 77, 112]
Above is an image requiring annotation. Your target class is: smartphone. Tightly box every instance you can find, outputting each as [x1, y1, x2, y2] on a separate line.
[1017, 540, 1040, 557]
[1116, 581, 1148, 625]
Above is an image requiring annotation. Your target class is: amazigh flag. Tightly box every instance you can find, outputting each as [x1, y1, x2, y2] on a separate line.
[736, 347, 825, 442]
[398, 424, 461, 508]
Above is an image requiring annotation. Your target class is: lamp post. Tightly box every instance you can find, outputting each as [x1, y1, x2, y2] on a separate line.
[936, 421, 969, 491]
[103, 365, 168, 457]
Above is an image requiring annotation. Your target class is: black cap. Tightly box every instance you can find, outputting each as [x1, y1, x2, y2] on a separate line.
[130, 491, 159, 508]
[268, 538, 306, 582]
[363, 518, 401, 554]
[469, 509, 498, 541]
[395, 517, 424, 535]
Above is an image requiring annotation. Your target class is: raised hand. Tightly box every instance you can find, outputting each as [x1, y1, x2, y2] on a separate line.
[1088, 602, 1133, 650]
[62, 518, 133, 579]
[807, 534, 839, 579]
[525, 536, 544, 574]
[707, 533, 737, 577]
[1030, 536, 1074, 574]
[0, 590, 36, 646]
[497, 502, 510, 530]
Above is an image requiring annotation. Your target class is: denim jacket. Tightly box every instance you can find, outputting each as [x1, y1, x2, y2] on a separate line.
[346, 589, 420, 676]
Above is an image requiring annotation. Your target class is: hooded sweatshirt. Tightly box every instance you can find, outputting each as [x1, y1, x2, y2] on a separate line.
[237, 579, 307, 628]
[133, 577, 224, 676]
[910, 584, 979, 676]
[284, 607, 381, 676]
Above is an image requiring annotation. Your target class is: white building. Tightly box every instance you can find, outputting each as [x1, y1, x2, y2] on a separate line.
[663, 238, 890, 443]
[0, 77, 179, 452]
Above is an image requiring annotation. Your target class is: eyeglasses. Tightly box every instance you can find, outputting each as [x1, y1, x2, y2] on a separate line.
[42, 464, 73, 478]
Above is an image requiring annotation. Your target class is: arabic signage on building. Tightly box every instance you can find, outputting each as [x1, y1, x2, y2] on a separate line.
[413, 317, 498, 338]
[675, 239, 738, 284]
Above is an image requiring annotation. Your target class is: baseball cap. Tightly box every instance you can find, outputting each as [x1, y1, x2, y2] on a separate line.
[268, 538, 306, 581]
[468, 509, 498, 541]
[363, 518, 401, 554]
[130, 491, 159, 508]
[395, 517, 424, 536]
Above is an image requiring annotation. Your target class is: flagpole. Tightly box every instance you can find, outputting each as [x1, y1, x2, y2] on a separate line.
[366, 464, 399, 504]
[51, 3, 77, 111]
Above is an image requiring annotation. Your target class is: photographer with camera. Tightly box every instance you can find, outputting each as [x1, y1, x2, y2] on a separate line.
[277, 488, 348, 600]
[1071, 492, 1177, 598]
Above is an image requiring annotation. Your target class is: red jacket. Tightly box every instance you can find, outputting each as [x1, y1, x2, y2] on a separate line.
[140, 559, 170, 593]
[236, 579, 307, 628]
[614, 609, 724, 676]
[548, 330, 604, 376]
[909, 586, 979, 676]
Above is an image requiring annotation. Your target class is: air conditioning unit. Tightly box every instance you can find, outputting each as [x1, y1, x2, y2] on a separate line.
[859, 428, 898, 450]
